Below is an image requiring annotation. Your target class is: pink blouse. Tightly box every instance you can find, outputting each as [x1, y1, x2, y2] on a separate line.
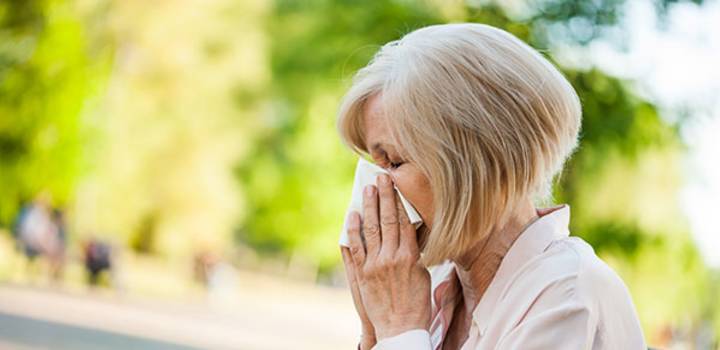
[371, 204, 646, 349]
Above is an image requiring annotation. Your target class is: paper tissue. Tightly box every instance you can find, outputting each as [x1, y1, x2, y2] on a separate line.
[339, 157, 423, 247]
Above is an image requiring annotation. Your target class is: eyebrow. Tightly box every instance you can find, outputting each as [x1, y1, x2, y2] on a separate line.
[369, 142, 402, 158]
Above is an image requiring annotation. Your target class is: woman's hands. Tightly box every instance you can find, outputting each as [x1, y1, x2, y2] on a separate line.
[341, 173, 431, 342]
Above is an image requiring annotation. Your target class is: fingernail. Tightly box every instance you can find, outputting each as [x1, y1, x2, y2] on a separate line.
[378, 174, 390, 185]
[348, 211, 359, 225]
[364, 185, 375, 196]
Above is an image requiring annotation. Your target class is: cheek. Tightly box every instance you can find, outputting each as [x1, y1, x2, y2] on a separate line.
[391, 165, 434, 226]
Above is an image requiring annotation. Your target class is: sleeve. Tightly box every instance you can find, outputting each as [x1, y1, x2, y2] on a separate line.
[371, 329, 433, 350]
[496, 303, 596, 350]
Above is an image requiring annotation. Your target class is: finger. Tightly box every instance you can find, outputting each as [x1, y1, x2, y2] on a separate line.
[341, 246, 354, 279]
[341, 246, 363, 291]
[341, 247, 368, 314]
[377, 174, 399, 256]
[362, 184, 381, 260]
[346, 211, 366, 268]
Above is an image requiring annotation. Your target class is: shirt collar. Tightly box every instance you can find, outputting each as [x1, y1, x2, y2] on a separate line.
[470, 204, 571, 331]
[429, 204, 572, 342]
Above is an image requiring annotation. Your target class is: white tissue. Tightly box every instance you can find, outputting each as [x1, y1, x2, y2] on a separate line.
[339, 157, 423, 247]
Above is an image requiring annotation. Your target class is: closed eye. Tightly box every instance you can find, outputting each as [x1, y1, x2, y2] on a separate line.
[373, 148, 404, 170]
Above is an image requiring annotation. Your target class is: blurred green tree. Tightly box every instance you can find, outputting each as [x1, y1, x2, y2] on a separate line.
[0, 0, 110, 225]
[235, 0, 446, 275]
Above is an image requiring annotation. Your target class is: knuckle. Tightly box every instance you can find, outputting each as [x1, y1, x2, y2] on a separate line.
[396, 252, 415, 265]
[363, 263, 378, 277]
[363, 223, 380, 236]
[397, 214, 410, 225]
[377, 256, 393, 268]
[380, 214, 398, 226]
[350, 245, 363, 258]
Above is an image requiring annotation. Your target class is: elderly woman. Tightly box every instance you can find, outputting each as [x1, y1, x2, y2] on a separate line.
[336, 23, 646, 350]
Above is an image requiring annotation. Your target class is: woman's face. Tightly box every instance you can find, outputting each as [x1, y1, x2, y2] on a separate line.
[362, 94, 435, 230]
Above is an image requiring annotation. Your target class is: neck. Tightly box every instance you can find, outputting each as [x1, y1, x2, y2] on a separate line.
[452, 200, 538, 315]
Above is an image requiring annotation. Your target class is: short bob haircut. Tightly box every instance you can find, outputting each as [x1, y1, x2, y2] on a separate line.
[337, 23, 582, 266]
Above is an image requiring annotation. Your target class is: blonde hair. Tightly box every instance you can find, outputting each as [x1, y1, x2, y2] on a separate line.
[337, 23, 581, 266]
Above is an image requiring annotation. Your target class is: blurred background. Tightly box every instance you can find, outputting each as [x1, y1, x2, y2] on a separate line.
[0, 0, 718, 349]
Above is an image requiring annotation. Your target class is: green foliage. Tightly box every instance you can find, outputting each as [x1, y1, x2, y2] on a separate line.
[0, 0, 110, 225]
[236, 0, 446, 271]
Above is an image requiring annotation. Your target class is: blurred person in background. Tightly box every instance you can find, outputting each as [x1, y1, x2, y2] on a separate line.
[193, 249, 220, 287]
[338, 23, 646, 349]
[82, 237, 114, 287]
[13, 193, 65, 281]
